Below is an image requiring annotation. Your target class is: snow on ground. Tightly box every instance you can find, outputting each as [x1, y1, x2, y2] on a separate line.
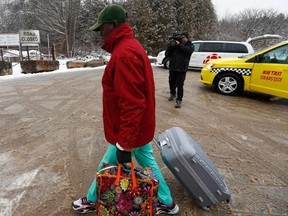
[1, 56, 157, 81]
[0, 59, 106, 81]
[10, 59, 81, 76]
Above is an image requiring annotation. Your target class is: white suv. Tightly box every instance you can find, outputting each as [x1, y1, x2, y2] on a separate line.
[156, 41, 254, 70]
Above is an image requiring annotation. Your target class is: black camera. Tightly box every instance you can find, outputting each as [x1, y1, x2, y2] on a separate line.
[169, 33, 182, 46]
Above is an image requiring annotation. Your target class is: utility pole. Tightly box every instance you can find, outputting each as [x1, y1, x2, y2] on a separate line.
[47, 34, 50, 60]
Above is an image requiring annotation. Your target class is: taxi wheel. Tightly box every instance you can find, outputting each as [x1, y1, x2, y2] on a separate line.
[215, 73, 243, 96]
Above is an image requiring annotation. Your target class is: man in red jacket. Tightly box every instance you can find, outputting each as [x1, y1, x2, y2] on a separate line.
[72, 4, 179, 215]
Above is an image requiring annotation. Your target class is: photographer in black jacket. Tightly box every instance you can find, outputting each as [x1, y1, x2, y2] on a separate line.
[165, 32, 194, 108]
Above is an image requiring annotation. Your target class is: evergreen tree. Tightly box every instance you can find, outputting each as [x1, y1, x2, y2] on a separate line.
[77, 0, 107, 56]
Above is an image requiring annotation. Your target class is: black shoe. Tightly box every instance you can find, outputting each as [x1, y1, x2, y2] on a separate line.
[168, 94, 176, 101]
[175, 100, 181, 108]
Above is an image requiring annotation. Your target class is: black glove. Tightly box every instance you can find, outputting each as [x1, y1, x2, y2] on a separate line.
[116, 148, 132, 164]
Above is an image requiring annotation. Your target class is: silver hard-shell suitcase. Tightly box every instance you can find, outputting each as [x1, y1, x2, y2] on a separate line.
[154, 127, 231, 210]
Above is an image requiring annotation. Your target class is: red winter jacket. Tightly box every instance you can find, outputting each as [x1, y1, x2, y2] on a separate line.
[101, 23, 155, 149]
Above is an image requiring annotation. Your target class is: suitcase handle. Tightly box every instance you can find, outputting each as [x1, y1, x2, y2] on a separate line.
[153, 137, 170, 150]
[153, 137, 160, 149]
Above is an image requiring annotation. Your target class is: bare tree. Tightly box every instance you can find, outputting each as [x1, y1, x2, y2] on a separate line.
[0, 0, 34, 33]
[28, 0, 81, 57]
[217, 9, 288, 45]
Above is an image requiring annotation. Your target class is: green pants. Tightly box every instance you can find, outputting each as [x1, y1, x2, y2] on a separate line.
[87, 143, 174, 206]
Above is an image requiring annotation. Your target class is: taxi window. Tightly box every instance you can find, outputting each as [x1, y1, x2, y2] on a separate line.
[261, 44, 288, 64]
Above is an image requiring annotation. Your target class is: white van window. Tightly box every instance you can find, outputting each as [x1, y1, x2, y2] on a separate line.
[200, 42, 223, 52]
[223, 43, 248, 53]
[193, 43, 201, 52]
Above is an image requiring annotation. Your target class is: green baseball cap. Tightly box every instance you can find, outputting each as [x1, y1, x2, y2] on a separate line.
[89, 4, 127, 31]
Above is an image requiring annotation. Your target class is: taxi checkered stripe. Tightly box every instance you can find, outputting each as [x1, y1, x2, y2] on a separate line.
[211, 68, 252, 76]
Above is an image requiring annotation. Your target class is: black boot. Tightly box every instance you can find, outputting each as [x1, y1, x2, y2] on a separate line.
[175, 100, 181, 108]
[168, 94, 176, 101]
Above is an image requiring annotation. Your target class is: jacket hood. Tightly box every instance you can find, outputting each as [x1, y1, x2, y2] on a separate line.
[102, 23, 134, 53]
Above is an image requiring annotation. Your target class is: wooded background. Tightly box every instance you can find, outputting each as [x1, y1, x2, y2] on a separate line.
[0, 0, 287, 57]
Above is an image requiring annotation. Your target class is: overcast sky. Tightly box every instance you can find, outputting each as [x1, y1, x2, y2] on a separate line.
[211, 0, 288, 18]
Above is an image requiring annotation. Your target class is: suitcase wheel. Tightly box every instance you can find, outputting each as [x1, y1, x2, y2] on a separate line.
[202, 206, 211, 211]
[226, 197, 233, 204]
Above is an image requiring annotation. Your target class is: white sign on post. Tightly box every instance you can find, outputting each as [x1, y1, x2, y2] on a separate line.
[0, 34, 20, 46]
[19, 30, 40, 46]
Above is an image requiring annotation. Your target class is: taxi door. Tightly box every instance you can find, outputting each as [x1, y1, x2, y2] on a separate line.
[250, 44, 288, 99]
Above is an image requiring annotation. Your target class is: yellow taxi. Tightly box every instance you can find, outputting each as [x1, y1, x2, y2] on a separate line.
[200, 40, 288, 99]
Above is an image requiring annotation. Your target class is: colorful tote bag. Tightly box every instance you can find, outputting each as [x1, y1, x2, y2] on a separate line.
[96, 161, 159, 216]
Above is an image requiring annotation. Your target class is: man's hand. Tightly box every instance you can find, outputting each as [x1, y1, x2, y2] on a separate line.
[116, 143, 132, 164]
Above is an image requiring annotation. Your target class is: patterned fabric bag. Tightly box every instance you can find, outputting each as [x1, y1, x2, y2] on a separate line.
[96, 161, 159, 216]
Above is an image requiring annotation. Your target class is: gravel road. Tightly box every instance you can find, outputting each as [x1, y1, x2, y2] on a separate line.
[0, 65, 287, 216]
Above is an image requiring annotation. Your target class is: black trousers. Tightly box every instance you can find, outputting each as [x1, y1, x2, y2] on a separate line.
[169, 70, 187, 101]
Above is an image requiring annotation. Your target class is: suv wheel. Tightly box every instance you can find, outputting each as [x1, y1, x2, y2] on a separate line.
[163, 58, 170, 69]
[214, 73, 243, 95]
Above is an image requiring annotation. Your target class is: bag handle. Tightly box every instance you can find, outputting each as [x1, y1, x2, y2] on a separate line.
[115, 161, 137, 188]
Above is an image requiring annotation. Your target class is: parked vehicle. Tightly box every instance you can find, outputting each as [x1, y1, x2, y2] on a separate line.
[156, 41, 254, 70]
[200, 40, 288, 99]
